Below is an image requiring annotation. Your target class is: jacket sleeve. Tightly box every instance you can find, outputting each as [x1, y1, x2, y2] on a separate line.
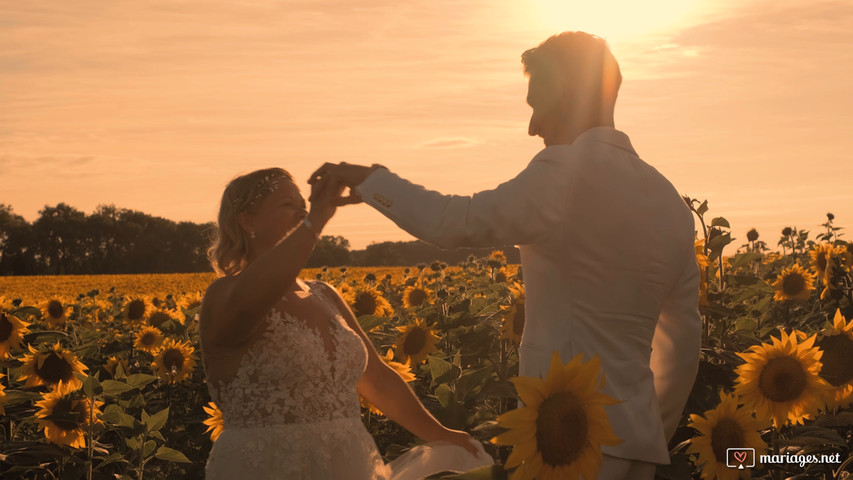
[353, 158, 572, 249]
[651, 236, 702, 442]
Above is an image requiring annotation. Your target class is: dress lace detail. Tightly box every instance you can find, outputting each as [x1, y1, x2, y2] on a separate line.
[205, 280, 389, 479]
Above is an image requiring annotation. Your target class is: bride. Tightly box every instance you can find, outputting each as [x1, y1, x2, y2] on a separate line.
[199, 167, 489, 479]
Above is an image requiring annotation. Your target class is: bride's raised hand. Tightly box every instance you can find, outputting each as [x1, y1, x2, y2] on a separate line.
[306, 173, 345, 232]
[436, 428, 483, 457]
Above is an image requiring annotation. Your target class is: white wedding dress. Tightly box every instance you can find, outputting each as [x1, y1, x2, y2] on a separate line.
[205, 280, 491, 479]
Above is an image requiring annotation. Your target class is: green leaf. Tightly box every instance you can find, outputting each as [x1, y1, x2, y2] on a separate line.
[0, 390, 43, 406]
[710, 217, 730, 228]
[101, 380, 134, 396]
[125, 374, 157, 389]
[125, 436, 141, 450]
[456, 367, 493, 401]
[435, 383, 454, 409]
[728, 252, 763, 269]
[149, 431, 166, 442]
[154, 446, 191, 463]
[81, 374, 102, 397]
[147, 407, 169, 432]
[428, 356, 461, 386]
[694, 199, 708, 216]
[96, 452, 125, 469]
[356, 315, 387, 332]
[142, 440, 157, 458]
[101, 404, 137, 429]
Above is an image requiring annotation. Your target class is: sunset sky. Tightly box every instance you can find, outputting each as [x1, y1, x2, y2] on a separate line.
[2, 0, 852, 251]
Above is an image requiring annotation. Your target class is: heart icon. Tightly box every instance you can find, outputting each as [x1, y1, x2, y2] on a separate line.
[733, 451, 748, 464]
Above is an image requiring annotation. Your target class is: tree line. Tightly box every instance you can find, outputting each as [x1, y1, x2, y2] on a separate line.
[0, 203, 519, 275]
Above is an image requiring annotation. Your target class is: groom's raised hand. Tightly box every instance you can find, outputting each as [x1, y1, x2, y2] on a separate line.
[308, 162, 379, 205]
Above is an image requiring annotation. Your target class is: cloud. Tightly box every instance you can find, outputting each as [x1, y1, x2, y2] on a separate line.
[415, 137, 482, 149]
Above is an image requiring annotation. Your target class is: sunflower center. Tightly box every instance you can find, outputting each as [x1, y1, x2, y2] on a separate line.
[0, 313, 12, 342]
[782, 274, 805, 296]
[710, 418, 745, 463]
[128, 300, 146, 320]
[38, 352, 73, 384]
[140, 332, 158, 347]
[163, 349, 185, 371]
[513, 304, 525, 336]
[407, 289, 428, 307]
[51, 398, 87, 431]
[47, 300, 64, 319]
[149, 312, 172, 329]
[817, 335, 853, 386]
[534, 391, 589, 467]
[758, 356, 808, 402]
[403, 327, 427, 355]
[354, 292, 378, 316]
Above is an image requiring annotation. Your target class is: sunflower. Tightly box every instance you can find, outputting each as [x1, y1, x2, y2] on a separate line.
[147, 307, 181, 330]
[152, 338, 197, 383]
[769, 264, 815, 302]
[494, 268, 509, 284]
[35, 391, 103, 448]
[344, 286, 394, 317]
[820, 254, 847, 301]
[123, 296, 153, 324]
[1, 311, 30, 359]
[686, 391, 768, 480]
[176, 291, 203, 310]
[361, 349, 417, 415]
[402, 285, 433, 309]
[809, 243, 842, 279]
[18, 342, 88, 395]
[104, 356, 130, 378]
[393, 319, 439, 366]
[488, 250, 507, 269]
[39, 296, 72, 328]
[501, 283, 526, 344]
[491, 351, 621, 480]
[695, 235, 711, 306]
[816, 309, 853, 410]
[176, 292, 203, 322]
[734, 330, 833, 428]
[134, 326, 164, 353]
[203, 401, 224, 442]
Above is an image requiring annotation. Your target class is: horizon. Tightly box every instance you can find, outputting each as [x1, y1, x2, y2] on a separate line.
[2, 0, 852, 250]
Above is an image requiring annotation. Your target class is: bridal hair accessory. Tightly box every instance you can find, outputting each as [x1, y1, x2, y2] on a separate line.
[233, 171, 287, 210]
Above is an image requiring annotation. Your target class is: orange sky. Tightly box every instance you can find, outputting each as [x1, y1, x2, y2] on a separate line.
[2, 0, 852, 250]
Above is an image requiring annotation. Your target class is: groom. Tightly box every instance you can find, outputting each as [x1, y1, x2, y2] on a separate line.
[311, 31, 701, 479]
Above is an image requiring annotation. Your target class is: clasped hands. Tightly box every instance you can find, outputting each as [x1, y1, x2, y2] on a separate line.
[307, 162, 376, 206]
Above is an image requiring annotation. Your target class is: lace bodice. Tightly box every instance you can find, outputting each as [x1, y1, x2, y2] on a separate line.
[208, 281, 368, 428]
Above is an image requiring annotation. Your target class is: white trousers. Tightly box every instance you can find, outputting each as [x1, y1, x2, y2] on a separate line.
[597, 454, 657, 480]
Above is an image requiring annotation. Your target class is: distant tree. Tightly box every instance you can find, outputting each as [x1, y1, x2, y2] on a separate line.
[32, 203, 87, 274]
[0, 204, 37, 275]
[307, 235, 351, 267]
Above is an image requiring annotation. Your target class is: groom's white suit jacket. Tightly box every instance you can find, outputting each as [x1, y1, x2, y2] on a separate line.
[355, 127, 702, 464]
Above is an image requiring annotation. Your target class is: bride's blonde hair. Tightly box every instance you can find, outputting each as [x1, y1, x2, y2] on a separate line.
[207, 168, 293, 276]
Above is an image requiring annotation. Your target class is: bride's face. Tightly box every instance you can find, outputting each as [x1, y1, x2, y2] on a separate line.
[248, 179, 308, 247]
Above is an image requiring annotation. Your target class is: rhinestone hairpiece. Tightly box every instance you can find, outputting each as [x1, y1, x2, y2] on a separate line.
[232, 172, 286, 210]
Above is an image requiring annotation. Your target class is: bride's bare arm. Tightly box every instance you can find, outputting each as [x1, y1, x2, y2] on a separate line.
[204, 176, 341, 347]
[318, 283, 480, 455]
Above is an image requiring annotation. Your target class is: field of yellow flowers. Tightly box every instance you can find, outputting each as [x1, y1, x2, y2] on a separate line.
[0, 204, 851, 479]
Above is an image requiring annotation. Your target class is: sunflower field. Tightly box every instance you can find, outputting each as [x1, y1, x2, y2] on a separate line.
[0, 202, 852, 480]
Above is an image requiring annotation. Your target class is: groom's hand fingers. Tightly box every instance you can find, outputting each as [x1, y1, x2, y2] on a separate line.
[308, 163, 336, 185]
[334, 190, 363, 206]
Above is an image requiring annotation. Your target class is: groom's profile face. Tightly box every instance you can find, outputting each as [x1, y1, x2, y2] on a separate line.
[526, 73, 564, 147]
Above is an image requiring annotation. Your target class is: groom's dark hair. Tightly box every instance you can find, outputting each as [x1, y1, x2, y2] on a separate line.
[521, 32, 622, 112]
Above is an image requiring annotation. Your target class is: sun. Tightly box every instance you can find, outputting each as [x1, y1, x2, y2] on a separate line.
[525, 0, 709, 43]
